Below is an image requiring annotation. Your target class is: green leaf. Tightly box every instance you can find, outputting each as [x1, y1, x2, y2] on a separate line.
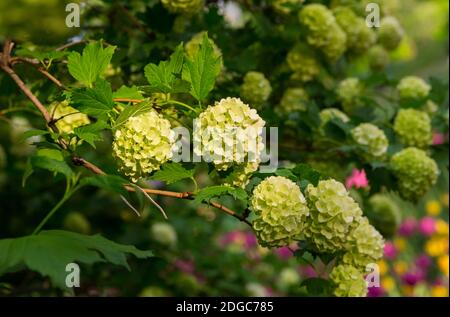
[150, 162, 195, 185]
[113, 101, 153, 130]
[71, 79, 114, 117]
[275, 168, 297, 181]
[194, 185, 245, 205]
[182, 33, 221, 102]
[80, 175, 129, 196]
[300, 278, 333, 296]
[67, 41, 116, 87]
[16, 48, 68, 66]
[30, 156, 73, 179]
[292, 164, 323, 189]
[73, 120, 109, 148]
[0, 230, 153, 290]
[113, 85, 144, 100]
[144, 43, 187, 94]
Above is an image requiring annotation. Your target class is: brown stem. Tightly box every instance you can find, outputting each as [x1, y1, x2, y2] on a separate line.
[113, 98, 144, 103]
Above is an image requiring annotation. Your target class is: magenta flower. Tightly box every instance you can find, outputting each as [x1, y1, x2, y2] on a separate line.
[300, 265, 317, 278]
[418, 217, 436, 236]
[432, 132, 446, 145]
[384, 241, 397, 259]
[244, 232, 258, 249]
[367, 286, 385, 297]
[401, 271, 424, 286]
[415, 254, 432, 269]
[275, 247, 293, 260]
[174, 259, 195, 274]
[398, 217, 417, 236]
[345, 169, 369, 189]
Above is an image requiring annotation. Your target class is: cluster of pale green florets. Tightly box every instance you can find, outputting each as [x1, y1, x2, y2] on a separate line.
[329, 264, 368, 297]
[240, 71, 272, 108]
[367, 45, 390, 71]
[250, 176, 310, 247]
[394, 109, 432, 148]
[378, 16, 404, 51]
[193, 97, 265, 183]
[298, 4, 347, 61]
[150, 222, 178, 248]
[397, 76, 431, 101]
[223, 161, 260, 188]
[391, 147, 439, 201]
[351, 123, 389, 160]
[286, 44, 321, 82]
[336, 77, 364, 114]
[368, 194, 401, 238]
[342, 217, 384, 270]
[277, 88, 309, 114]
[161, 0, 204, 15]
[333, 6, 375, 55]
[304, 179, 363, 253]
[319, 108, 350, 126]
[50, 100, 90, 134]
[112, 109, 176, 182]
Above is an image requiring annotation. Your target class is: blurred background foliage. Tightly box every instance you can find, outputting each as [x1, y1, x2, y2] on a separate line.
[0, 0, 448, 296]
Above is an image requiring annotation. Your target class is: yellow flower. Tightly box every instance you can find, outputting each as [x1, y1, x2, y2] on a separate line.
[377, 260, 388, 275]
[431, 285, 449, 297]
[425, 237, 448, 257]
[393, 261, 408, 275]
[394, 237, 406, 251]
[435, 220, 449, 236]
[441, 193, 449, 208]
[381, 276, 396, 292]
[401, 285, 414, 297]
[438, 255, 449, 277]
[426, 200, 441, 216]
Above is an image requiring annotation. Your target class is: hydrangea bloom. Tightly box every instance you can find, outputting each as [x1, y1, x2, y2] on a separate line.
[351, 123, 389, 160]
[397, 76, 431, 101]
[342, 217, 385, 270]
[304, 179, 363, 253]
[368, 194, 401, 238]
[334, 6, 375, 54]
[150, 222, 178, 247]
[223, 161, 259, 188]
[329, 264, 368, 297]
[319, 108, 350, 126]
[240, 71, 272, 108]
[394, 109, 432, 148]
[50, 100, 90, 134]
[277, 88, 309, 114]
[368, 45, 390, 70]
[391, 147, 439, 201]
[378, 16, 404, 51]
[298, 4, 347, 61]
[337, 77, 364, 114]
[112, 109, 176, 182]
[286, 44, 321, 82]
[161, 0, 204, 15]
[193, 97, 265, 171]
[250, 176, 310, 247]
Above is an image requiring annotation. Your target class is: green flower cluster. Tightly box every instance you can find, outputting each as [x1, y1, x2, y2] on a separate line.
[394, 109, 432, 148]
[272, 0, 304, 14]
[286, 44, 321, 82]
[304, 179, 363, 253]
[319, 108, 350, 126]
[336, 77, 364, 114]
[240, 71, 272, 108]
[351, 123, 389, 160]
[277, 88, 309, 114]
[298, 4, 347, 61]
[251, 176, 310, 247]
[391, 147, 439, 201]
[193, 97, 265, 172]
[342, 217, 384, 270]
[50, 100, 90, 134]
[334, 7, 376, 54]
[397, 76, 431, 101]
[368, 45, 390, 71]
[112, 109, 176, 182]
[329, 264, 367, 297]
[378, 16, 404, 51]
[223, 161, 260, 188]
[150, 222, 178, 248]
[161, 0, 204, 15]
[368, 194, 401, 238]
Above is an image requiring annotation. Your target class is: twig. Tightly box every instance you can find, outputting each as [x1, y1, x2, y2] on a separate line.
[113, 98, 144, 103]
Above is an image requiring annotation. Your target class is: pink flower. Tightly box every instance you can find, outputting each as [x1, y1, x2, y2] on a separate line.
[367, 286, 385, 297]
[432, 132, 446, 145]
[275, 247, 293, 260]
[418, 217, 436, 236]
[345, 169, 369, 189]
[300, 265, 317, 278]
[398, 217, 417, 236]
[174, 259, 195, 274]
[244, 232, 258, 249]
[384, 241, 397, 259]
